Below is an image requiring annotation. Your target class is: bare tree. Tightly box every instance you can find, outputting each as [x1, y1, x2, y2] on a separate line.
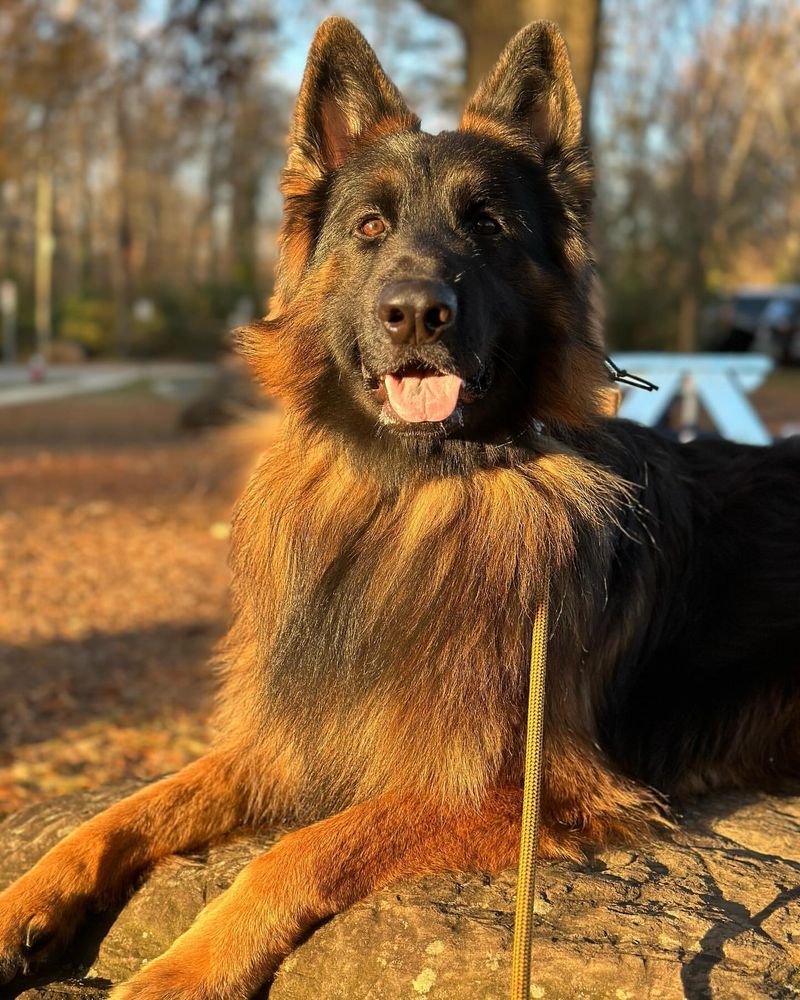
[596, 0, 800, 350]
[417, 0, 602, 132]
[0, 0, 285, 356]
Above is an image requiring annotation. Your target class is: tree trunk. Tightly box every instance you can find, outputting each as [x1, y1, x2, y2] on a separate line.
[34, 168, 54, 358]
[111, 91, 133, 357]
[418, 0, 602, 133]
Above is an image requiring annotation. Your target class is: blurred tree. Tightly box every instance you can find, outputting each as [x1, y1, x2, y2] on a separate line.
[417, 0, 602, 131]
[0, 0, 286, 357]
[160, 0, 280, 295]
[2, 0, 797, 360]
[0, 0, 107, 342]
[595, 0, 800, 350]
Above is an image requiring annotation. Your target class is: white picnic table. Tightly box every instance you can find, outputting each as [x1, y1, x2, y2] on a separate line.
[611, 352, 774, 446]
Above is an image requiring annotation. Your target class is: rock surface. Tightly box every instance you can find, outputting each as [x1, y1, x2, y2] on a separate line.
[0, 785, 798, 999]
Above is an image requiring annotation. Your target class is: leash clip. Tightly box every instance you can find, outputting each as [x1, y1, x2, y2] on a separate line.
[604, 356, 659, 392]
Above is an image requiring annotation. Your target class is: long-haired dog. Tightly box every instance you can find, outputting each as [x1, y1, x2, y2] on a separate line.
[1, 17, 798, 999]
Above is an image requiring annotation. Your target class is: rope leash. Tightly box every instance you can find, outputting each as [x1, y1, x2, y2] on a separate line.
[510, 591, 550, 1000]
[509, 362, 653, 997]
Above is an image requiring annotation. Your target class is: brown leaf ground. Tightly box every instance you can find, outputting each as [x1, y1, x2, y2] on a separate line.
[0, 389, 267, 815]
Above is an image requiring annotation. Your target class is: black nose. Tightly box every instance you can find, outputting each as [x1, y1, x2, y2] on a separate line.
[377, 280, 457, 345]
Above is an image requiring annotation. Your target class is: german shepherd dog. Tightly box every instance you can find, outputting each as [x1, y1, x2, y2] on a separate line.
[1, 17, 798, 999]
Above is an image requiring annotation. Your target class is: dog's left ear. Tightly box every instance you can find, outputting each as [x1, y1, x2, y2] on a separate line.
[460, 21, 582, 153]
[288, 17, 419, 181]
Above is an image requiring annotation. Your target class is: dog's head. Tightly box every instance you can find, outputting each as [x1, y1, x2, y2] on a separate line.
[242, 17, 611, 469]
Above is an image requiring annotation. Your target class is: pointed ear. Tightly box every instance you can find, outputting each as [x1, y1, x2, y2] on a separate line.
[287, 17, 419, 181]
[460, 21, 582, 153]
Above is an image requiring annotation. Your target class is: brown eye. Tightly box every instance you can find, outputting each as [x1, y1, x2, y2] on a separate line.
[358, 217, 386, 238]
[472, 214, 500, 236]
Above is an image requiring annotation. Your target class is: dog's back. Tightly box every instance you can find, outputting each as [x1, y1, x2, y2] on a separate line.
[585, 422, 800, 795]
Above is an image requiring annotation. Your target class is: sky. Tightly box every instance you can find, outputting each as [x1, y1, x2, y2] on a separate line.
[140, 0, 463, 132]
[134, 0, 727, 147]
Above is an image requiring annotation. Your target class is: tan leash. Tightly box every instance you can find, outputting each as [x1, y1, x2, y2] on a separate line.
[510, 590, 550, 1000]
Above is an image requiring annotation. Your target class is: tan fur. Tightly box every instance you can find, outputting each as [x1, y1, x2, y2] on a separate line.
[205, 422, 658, 825]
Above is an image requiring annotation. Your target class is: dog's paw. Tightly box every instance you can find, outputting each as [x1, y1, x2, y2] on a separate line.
[0, 879, 83, 985]
[109, 962, 241, 1000]
[108, 935, 265, 1000]
[0, 908, 63, 984]
[109, 973, 192, 1000]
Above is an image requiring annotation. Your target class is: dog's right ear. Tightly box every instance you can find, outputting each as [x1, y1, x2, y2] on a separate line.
[287, 18, 419, 182]
[460, 21, 582, 154]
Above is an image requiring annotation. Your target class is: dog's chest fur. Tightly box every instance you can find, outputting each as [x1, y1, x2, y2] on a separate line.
[220, 428, 622, 812]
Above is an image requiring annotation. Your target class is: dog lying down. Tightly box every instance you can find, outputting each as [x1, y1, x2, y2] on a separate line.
[0, 16, 798, 999]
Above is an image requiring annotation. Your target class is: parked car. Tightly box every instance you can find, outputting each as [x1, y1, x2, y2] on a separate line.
[702, 285, 800, 364]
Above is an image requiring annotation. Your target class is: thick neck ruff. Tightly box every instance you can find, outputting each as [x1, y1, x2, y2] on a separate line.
[218, 425, 627, 816]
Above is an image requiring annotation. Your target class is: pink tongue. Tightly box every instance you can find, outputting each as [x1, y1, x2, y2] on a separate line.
[384, 372, 463, 423]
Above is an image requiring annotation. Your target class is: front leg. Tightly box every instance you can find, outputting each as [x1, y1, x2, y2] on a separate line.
[111, 786, 535, 1000]
[0, 751, 246, 982]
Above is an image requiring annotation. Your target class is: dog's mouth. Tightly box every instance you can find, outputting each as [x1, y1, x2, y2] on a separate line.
[382, 361, 463, 423]
[360, 357, 489, 427]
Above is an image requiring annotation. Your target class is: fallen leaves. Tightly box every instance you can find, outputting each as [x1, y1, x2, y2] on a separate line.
[0, 394, 264, 816]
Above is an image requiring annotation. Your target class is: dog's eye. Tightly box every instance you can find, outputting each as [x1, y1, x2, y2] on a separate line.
[358, 216, 386, 239]
[472, 214, 501, 236]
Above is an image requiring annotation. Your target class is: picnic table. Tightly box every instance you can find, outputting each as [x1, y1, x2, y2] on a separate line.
[612, 352, 774, 445]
